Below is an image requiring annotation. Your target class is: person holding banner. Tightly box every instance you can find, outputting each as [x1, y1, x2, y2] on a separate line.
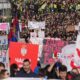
[16, 59, 37, 77]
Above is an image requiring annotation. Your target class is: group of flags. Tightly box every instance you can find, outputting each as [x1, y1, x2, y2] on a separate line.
[8, 17, 20, 43]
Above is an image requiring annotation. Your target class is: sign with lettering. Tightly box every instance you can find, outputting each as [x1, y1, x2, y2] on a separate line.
[28, 21, 45, 29]
[41, 38, 68, 64]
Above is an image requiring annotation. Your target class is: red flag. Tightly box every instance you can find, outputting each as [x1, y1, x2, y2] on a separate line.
[9, 42, 39, 71]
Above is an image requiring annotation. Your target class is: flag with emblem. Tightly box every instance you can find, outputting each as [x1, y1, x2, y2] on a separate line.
[9, 42, 39, 71]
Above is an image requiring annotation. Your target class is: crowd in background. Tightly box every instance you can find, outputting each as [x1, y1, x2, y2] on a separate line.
[7, 0, 80, 42]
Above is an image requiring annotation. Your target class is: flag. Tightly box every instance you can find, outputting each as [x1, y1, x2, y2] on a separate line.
[9, 42, 39, 71]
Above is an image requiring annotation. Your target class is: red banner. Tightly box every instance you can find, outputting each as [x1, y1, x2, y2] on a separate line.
[9, 42, 39, 71]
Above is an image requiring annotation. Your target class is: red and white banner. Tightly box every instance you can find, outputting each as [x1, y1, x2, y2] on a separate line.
[9, 42, 39, 71]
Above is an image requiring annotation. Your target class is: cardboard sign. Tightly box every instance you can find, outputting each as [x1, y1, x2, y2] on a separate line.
[9, 42, 39, 71]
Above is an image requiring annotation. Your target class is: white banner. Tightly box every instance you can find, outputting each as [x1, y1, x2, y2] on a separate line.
[28, 21, 45, 29]
[61, 44, 76, 71]
[30, 37, 43, 58]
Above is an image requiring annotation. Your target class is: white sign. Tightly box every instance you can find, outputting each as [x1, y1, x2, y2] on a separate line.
[28, 21, 45, 29]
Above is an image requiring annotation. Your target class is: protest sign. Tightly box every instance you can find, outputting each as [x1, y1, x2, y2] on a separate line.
[41, 38, 68, 64]
[28, 21, 45, 29]
[9, 42, 39, 71]
[0, 36, 9, 71]
[0, 23, 10, 34]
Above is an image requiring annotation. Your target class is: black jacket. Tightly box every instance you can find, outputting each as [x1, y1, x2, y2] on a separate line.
[16, 68, 38, 77]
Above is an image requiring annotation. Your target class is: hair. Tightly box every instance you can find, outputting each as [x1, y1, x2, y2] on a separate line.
[59, 65, 67, 72]
[72, 67, 78, 70]
[25, 34, 30, 43]
[23, 59, 31, 63]
[0, 62, 5, 68]
[37, 61, 41, 67]
[10, 63, 18, 77]
[10, 63, 18, 71]
[53, 61, 62, 69]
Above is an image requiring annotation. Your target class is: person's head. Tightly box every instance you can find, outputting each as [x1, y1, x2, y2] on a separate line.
[72, 68, 79, 75]
[59, 65, 67, 80]
[23, 59, 31, 73]
[53, 61, 62, 77]
[10, 63, 18, 77]
[0, 69, 9, 79]
[0, 62, 5, 71]
[37, 61, 41, 67]
[25, 35, 30, 43]
[53, 61, 62, 70]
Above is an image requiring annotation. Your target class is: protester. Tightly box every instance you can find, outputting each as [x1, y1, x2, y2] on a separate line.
[67, 67, 79, 80]
[59, 65, 68, 80]
[34, 61, 41, 75]
[8, 0, 80, 41]
[10, 63, 18, 77]
[0, 69, 9, 79]
[46, 61, 62, 79]
[71, 68, 79, 75]
[16, 59, 37, 77]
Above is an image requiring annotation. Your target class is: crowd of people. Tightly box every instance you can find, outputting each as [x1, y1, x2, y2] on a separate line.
[7, 0, 80, 41]
[0, 0, 80, 80]
[0, 59, 80, 80]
